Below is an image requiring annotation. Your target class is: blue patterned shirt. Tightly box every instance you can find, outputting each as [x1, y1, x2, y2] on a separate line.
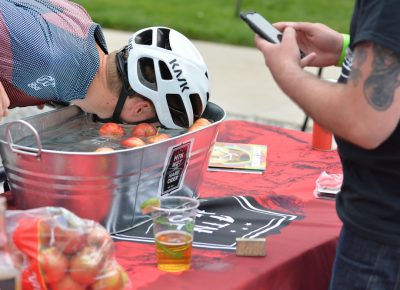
[0, 0, 108, 107]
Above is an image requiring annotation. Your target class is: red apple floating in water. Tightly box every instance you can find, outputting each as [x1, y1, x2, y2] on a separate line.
[98, 123, 125, 137]
[120, 137, 146, 148]
[146, 133, 171, 144]
[131, 123, 157, 138]
[188, 118, 211, 132]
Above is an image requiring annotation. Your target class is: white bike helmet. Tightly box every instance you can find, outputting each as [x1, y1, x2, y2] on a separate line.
[126, 26, 210, 129]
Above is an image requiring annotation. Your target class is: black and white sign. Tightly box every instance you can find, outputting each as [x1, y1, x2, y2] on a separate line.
[114, 195, 303, 251]
[160, 140, 193, 195]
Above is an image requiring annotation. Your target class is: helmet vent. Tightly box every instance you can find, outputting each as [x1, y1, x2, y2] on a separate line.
[138, 57, 157, 91]
[189, 94, 203, 119]
[167, 94, 189, 127]
[135, 29, 153, 45]
[157, 28, 172, 50]
[159, 61, 173, 80]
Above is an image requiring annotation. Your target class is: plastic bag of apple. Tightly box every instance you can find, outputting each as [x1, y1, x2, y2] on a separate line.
[6, 207, 130, 290]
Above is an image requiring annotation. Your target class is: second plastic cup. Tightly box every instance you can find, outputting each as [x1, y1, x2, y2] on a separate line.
[312, 122, 334, 151]
[150, 196, 199, 272]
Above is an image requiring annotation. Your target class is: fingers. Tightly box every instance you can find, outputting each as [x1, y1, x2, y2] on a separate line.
[273, 22, 296, 31]
[255, 34, 269, 50]
[0, 82, 10, 117]
[256, 27, 299, 56]
[280, 27, 305, 63]
[281, 26, 298, 49]
[255, 34, 276, 58]
[275, 21, 320, 36]
[300, 52, 317, 67]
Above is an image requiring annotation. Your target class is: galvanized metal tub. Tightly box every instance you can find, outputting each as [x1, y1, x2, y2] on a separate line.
[0, 102, 225, 233]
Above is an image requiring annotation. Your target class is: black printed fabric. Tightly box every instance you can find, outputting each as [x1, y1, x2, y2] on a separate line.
[113, 196, 303, 251]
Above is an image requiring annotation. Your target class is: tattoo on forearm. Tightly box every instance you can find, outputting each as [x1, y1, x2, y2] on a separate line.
[349, 47, 367, 86]
[364, 44, 400, 111]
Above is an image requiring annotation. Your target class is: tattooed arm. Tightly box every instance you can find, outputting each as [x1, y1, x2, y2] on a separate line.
[256, 28, 400, 149]
[343, 42, 400, 148]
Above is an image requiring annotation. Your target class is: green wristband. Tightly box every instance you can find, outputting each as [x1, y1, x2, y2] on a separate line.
[337, 34, 350, 66]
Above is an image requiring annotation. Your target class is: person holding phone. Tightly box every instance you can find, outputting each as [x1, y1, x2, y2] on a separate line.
[0, 0, 210, 129]
[253, 2, 400, 289]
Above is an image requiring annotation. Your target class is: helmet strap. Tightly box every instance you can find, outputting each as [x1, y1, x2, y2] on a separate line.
[110, 46, 136, 123]
[93, 46, 161, 126]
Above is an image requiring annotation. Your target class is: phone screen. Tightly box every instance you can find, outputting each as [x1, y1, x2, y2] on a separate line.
[240, 12, 281, 44]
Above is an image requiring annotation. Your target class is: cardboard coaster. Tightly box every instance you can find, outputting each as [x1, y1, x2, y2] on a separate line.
[236, 238, 266, 257]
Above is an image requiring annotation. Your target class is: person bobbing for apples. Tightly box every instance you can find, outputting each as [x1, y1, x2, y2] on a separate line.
[0, 0, 210, 129]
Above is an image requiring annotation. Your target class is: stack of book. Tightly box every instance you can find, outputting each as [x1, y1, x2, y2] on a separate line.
[208, 142, 267, 174]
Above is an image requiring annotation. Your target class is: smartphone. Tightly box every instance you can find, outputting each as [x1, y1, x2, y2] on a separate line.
[240, 11, 305, 57]
[240, 11, 282, 43]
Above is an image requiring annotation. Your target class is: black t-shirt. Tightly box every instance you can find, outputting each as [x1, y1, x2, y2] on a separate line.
[336, 0, 400, 246]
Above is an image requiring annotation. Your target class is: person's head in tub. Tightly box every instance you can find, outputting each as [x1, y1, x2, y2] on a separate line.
[0, 0, 210, 129]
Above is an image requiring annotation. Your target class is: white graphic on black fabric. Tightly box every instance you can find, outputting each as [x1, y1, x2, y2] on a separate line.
[113, 195, 303, 251]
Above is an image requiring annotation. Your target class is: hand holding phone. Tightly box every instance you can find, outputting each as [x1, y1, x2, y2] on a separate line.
[240, 11, 305, 58]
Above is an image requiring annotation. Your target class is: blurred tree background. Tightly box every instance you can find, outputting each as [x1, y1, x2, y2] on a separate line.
[75, 0, 353, 46]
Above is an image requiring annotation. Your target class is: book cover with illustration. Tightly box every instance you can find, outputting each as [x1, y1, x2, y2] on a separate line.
[208, 142, 267, 174]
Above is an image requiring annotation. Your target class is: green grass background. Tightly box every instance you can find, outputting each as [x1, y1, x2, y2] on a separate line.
[75, 0, 353, 47]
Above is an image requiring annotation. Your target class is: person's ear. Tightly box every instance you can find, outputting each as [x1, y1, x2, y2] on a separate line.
[123, 96, 155, 122]
[132, 98, 152, 116]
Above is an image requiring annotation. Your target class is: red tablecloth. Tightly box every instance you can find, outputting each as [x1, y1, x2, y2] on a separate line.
[114, 120, 343, 290]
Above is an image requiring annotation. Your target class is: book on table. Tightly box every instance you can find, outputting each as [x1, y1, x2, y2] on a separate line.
[208, 142, 267, 174]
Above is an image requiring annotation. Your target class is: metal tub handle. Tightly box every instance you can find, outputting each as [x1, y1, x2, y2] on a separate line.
[6, 120, 43, 158]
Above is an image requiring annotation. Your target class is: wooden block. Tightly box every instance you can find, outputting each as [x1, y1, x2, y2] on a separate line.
[236, 238, 266, 257]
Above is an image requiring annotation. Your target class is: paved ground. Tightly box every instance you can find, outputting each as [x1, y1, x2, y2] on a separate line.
[0, 28, 342, 131]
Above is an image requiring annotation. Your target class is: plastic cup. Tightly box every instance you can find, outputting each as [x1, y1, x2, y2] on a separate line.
[312, 122, 335, 151]
[150, 196, 199, 272]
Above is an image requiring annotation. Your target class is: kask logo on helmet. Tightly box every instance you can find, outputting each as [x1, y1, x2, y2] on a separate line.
[127, 36, 133, 51]
[169, 59, 189, 93]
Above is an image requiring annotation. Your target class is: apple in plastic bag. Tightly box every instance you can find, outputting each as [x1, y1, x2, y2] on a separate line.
[69, 246, 105, 285]
[50, 275, 86, 290]
[39, 246, 69, 284]
[87, 225, 114, 258]
[53, 223, 87, 255]
[91, 264, 128, 290]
